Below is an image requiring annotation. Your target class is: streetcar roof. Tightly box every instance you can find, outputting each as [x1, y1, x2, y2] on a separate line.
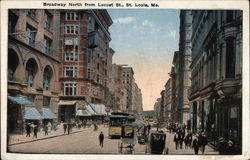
[150, 130, 166, 136]
[109, 115, 129, 118]
[110, 112, 130, 116]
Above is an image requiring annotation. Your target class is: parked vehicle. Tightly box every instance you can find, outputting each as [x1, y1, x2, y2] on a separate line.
[146, 130, 168, 154]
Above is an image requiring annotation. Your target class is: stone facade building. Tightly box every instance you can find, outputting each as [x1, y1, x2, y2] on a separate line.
[164, 79, 172, 122]
[108, 64, 143, 117]
[189, 10, 242, 152]
[154, 98, 161, 123]
[121, 67, 134, 113]
[175, 10, 192, 125]
[169, 66, 177, 122]
[8, 9, 60, 133]
[131, 80, 143, 118]
[107, 64, 126, 112]
[58, 10, 113, 122]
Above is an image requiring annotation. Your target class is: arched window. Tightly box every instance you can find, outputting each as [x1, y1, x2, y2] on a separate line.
[8, 49, 19, 81]
[43, 66, 53, 90]
[25, 58, 38, 87]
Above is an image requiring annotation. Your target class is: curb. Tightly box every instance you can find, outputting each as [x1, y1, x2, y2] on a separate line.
[8, 129, 87, 146]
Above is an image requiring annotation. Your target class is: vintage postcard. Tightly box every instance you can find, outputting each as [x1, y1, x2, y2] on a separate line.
[1, 0, 249, 160]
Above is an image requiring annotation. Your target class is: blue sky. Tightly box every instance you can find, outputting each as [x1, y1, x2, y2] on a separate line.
[107, 9, 180, 111]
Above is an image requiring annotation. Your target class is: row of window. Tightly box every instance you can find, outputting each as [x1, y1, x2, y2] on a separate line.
[191, 37, 237, 91]
[26, 66, 52, 90]
[65, 50, 78, 62]
[66, 12, 79, 21]
[65, 25, 79, 34]
[63, 82, 77, 96]
[26, 25, 52, 54]
[64, 66, 78, 77]
[27, 10, 52, 31]
[27, 95, 51, 107]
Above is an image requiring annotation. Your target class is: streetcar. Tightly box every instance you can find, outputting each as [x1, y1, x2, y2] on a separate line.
[108, 112, 135, 139]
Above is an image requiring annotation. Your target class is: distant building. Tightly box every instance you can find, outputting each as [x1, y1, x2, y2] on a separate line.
[164, 79, 172, 122]
[132, 80, 143, 118]
[154, 98, 161, 123]
[160, 90, 165, 123]
[8, 9, 60, 133]
[121, 67, 134, 114]
[189, 10, 242, 153]
[169, 66, 177, 122]
[107, 64, 126, 112]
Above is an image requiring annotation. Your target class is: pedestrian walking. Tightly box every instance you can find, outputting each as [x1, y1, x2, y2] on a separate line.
[199, 132, 208, 154]
[30, 122, 35, 134]
[48, 122, 52, 133]
[94, 123, 98, 131]
[33, 125, 38, 139]
[44, 124, 49, 136]
[67, 123, 71, 135]
[192, 136, 199, 155]
[63, 123, 67, 134]
[99, 131, 104, 148]
[184, 135, 188, 149]
[25, 123, 31, 137]
[173, 132, 179, 150]
[179, 133, 184, 149]
[187, 132, 193, 148]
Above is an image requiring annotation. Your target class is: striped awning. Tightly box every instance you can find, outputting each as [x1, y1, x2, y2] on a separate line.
[24, 106, 43, 120]
[88, 103, 107, 115]
[8, 96, 33, 105]
[42, 108, 56, 119]
[76, 109, 91, 117]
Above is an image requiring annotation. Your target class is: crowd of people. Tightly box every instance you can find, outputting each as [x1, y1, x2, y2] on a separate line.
[24, 119, 100, 139]
[167, 122, 208, 155]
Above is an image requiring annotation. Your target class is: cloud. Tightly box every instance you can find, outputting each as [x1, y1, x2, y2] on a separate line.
[113, 17, 136, 24]
[142, 20, 154, 28]
[132, 20, 160, 35]
[169, 29, 177, 40]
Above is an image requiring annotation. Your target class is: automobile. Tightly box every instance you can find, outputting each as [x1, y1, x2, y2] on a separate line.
[145, 130, 168, 154]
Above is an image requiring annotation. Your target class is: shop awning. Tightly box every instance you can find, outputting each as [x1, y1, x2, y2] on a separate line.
[88, 103, 107, 115]
[76, 109, 91, 117]
[42, 108, 56, 119]
[8, 96, 33, 105]
[25, 106, 43, 120]
[85, 105, 97, 115]
[58, 100, 76, 105]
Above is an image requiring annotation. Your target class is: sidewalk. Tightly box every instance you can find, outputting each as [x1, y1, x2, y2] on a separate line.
[164, 129, 219, 155]
[8, 125, 89, 146]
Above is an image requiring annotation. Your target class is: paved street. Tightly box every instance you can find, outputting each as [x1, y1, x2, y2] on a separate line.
[8, 125, 218, 155]
[8, 124, 146, 154]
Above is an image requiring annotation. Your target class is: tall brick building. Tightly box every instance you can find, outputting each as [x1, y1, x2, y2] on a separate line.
[58, 10, 113, 122]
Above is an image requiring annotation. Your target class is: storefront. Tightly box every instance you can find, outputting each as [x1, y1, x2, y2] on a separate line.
[42, 107, 57, 126]
[58, 101, 76, 123]
[8, 96, 33, 134]
[24, 106, 43, 128]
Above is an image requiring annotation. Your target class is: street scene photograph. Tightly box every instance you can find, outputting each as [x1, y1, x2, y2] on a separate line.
[6, 8, 242, 156]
